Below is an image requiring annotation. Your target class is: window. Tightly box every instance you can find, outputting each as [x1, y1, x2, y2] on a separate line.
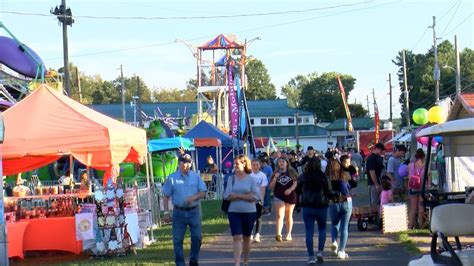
[250, 119, 254, 125]
[288, 117, 295, 124]
[260, 118, 267, 125]
[268, 118, 275, 125]
[297, 117, 302, 123]
[304, 117, 310, 124]
[275, 118, 282, 125]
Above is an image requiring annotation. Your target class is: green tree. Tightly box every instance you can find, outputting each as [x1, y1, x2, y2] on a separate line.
[299, 72, 356, 122]
[281, 72, 318, 107]
[152, 87, 196, 102]
[393, 40, 474, 126]
[245, 58, 276, 100]
[114, 75, 152, 103]
[334, 103, 368, 119]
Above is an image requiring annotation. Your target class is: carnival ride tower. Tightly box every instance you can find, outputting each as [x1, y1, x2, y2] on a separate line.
[196, 34, 246, 132]
[195, 34, 256, 155]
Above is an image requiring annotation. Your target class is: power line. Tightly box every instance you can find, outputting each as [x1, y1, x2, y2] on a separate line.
[440, 0, 462, 36]
[443, 12, 473, 37]
[0, 1, 372, 20]
[437, 0, 461, 21]
[46, 1, 400, 61]
[234, 1, 400, 34]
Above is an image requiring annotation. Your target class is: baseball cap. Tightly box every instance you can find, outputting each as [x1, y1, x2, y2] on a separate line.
[178, 154, 193, 163]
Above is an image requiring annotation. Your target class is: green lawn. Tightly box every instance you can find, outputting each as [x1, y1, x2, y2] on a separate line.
[394, 229, 430, 255]
[17, 200, 228, 266]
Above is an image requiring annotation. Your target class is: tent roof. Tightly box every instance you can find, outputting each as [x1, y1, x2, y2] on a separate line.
[148, 137, 194, 152]
[194, 138, 221, 148]
[184, 121, 233, 146]
[1, 84, 147, 175]
[199, 34, 243, 50]
[417, 118, 474, 137]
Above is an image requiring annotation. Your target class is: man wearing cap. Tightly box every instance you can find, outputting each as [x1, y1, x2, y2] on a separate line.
[163, 154, 207, 266]
[366, 143, 386, 209]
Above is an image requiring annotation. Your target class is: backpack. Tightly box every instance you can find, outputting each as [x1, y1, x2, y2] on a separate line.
[408, 163, 423, 190]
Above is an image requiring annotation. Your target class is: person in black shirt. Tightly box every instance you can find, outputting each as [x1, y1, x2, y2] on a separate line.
[366, 143, 385, 209]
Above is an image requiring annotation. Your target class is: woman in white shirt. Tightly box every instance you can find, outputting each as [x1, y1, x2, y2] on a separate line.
[249, 158, 268, 243]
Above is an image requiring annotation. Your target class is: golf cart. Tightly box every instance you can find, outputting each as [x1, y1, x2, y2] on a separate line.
[409, 117, 474, 266]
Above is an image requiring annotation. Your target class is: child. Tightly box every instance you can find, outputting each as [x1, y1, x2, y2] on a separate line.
[379, 178, 393, 217]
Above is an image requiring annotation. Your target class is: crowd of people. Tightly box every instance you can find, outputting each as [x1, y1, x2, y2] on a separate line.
[163, 142, 431, 265]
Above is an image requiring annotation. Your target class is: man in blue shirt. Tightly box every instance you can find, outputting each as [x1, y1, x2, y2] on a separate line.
[163, 154, 207, 266]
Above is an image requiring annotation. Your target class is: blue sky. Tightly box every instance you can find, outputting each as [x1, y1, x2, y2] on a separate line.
[0, 0, 472, 120]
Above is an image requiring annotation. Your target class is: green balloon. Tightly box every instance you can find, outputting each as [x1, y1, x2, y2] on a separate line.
[413, 108, 429, 125]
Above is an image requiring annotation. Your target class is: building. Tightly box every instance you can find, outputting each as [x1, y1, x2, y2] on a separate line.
[90, 99, 330, 151]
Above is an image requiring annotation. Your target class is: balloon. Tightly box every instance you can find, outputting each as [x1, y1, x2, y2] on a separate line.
[412, 108, 429, 125]
[428, 106, 447, 124]
[416, 136, 430, 145]
[398, 164, 409, 178]
[434, 136, 443, 143]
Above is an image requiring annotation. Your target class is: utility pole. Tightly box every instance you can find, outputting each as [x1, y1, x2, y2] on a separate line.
[366, 95, 370, 117]
[403, 50, 411, 128]
[75, 67, 82, 103]
[295, 110, 300, 152]
[136, 76, 142, 126]
[454, 35, 461, 94]
[51, 0, 74, 96]
[388, 73, 393, 122]
[120, 65, 126, 122]
[430, 16, 440, 102]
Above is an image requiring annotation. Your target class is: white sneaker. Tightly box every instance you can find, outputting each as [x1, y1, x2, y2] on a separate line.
[250, 235, 254, 242]
[337, 250, 349, 259]
[331, 241, 338, 255]
[254, 233, 261, 243]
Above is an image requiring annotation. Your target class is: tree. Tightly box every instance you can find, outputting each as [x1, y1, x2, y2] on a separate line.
[334, 103, 368, 119]
[152, 87, 196, 102]
[245, 58, 276, 100]
[281, 72, 318, 107]
[299, 72, 357, 122]
[393, 40, 474, 126]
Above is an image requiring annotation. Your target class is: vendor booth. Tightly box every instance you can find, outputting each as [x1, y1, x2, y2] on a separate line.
[193, 138, 223, 199]
[1, 84, 148, 259]
[184, 121, 242, 173]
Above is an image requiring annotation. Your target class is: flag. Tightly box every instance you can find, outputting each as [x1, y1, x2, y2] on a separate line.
[374, 99, 380, 144]
[227, 61, 239, 138]
[337, 77, 353, 131]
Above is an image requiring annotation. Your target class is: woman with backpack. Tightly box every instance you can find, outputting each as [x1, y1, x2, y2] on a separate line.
[408, 149, 431, 229]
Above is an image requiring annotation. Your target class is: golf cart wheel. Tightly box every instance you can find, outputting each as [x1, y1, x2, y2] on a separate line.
[357, 218, 368, 231]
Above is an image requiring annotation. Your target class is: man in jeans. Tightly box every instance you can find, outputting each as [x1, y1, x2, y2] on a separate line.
[163, 154, 207, 266]
[366, 143, 385, 209]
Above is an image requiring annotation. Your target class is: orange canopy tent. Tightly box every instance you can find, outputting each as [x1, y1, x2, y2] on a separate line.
[1, 84, 147, 176]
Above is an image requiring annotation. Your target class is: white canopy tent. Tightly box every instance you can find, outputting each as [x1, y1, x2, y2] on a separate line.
[417, 118, 474, 192]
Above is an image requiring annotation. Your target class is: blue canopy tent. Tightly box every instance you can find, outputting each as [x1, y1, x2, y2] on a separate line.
[148, 137, 195, 152]
[184, 121, 242, 172]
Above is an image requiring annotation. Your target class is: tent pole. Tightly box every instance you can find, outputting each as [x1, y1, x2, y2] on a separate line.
[69, 154, 74, 181]
[144, 153, 157, 241]
[148, 152, 159, 230]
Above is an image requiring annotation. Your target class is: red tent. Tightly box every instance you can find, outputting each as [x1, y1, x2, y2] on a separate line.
[1, 84, 147, 176]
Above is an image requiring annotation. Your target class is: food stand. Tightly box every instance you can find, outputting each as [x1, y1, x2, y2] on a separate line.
[1, 84, 147, 259]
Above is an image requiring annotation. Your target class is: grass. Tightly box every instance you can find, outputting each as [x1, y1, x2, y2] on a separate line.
[394, 229, 431, 255]
[16, 200, 228, 266]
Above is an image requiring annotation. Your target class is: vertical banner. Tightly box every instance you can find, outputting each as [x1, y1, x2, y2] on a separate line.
[337, 77, 353, 131]
[227, 61, 239, 138]
[374, 100, 380, 144]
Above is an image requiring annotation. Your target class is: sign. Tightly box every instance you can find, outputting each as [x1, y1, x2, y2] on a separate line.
[227, 61, 239, 138]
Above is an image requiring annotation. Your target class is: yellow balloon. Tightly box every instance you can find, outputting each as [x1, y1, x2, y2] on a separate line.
[428, 106, 447, 124]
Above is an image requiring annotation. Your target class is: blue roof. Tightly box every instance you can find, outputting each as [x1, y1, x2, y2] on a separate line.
[148, 137, 195, 152]
[89, 99, 313, 120]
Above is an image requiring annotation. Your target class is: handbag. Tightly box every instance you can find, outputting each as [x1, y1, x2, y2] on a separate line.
[221, 176, 235, 213]
[408, 164, 422, 190]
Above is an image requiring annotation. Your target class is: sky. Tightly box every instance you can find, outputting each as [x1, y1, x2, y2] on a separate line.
[0, 0, 472, 120]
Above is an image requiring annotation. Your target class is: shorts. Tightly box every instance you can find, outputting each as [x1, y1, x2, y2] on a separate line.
[408, 189, 421, 196]
[228, 212, 257, 236]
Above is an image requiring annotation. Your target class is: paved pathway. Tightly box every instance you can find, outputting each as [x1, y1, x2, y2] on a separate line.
[200, 185, 413, 265]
